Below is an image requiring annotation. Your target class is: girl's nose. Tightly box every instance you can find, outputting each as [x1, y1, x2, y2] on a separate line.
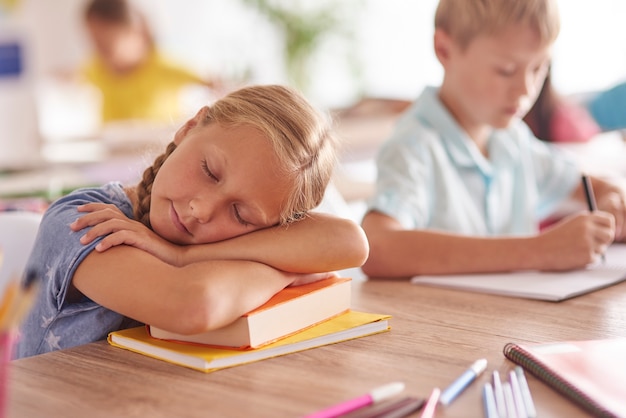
[189, 197, 214, 224]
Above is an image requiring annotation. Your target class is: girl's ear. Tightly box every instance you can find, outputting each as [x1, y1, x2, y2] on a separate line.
[173, 106, 210, 145]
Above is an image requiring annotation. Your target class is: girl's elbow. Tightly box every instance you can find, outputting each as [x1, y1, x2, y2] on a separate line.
[353, 227, 370, 267]
[172, 286, 231, 334]
[338, 220, 370, 267]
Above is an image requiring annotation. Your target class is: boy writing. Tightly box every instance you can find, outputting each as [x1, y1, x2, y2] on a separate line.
[362, 0, 626, 278]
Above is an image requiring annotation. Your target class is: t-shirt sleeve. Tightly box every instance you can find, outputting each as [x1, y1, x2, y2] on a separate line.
[368, 133, 433, 229]
[26, 183, 132, 311]
[16, 184, 136, 358]
[28, 194, 102, 310]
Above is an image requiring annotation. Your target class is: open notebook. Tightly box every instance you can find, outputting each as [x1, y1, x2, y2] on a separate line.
[411, 244, 626, 301]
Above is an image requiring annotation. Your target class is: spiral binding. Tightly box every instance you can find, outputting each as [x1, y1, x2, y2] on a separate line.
[503, 342, 617, 418]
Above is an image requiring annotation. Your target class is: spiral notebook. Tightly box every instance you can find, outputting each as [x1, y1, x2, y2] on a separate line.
[411, 244, 626, 301]
[503, 338, 626, 417]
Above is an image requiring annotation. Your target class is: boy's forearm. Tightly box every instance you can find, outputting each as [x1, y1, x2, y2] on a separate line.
[181, 213, 369, 273]
[362, 229, 542, 278]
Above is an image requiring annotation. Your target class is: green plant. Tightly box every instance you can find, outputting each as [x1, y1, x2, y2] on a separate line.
[241, 0, 357, 92]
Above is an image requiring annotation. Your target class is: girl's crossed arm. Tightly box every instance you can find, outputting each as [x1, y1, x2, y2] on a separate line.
[72, 203, 369, 274]
[73, 245, 331, 335]
[70, 204, 355, 335]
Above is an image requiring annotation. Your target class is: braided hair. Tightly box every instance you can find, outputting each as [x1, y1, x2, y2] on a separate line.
[134, 142, 176, 228]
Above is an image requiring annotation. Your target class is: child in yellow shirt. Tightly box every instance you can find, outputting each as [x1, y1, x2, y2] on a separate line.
[82, 0, 220, 123]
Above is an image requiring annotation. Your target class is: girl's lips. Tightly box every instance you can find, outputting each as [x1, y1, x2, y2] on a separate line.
[170, 203, 191, 235]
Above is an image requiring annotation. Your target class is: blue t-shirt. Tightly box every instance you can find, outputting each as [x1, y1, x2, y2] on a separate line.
[15, 182, 142, 359]
[368, 87, 581, 235]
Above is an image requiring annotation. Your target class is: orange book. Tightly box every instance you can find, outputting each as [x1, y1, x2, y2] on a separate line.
[503, 338, 626, 417]
[149, 277, 352, 349]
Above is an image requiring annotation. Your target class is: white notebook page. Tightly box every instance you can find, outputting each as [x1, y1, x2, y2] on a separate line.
[411, 244, 626, 301]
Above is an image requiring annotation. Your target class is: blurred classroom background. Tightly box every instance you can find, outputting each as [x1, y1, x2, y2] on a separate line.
[1, 0, 626, 213]
[4, 0, 626, 131]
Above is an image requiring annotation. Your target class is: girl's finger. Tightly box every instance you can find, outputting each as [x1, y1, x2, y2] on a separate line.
[77, 203, 117, 212]
[79, 219, 132, 243]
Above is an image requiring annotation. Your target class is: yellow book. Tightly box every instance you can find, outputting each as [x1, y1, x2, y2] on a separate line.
[108, 310, 391, 373]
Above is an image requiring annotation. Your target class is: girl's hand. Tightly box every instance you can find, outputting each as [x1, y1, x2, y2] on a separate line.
[286, 271, 340, 287]
[71, 203, 184, 266]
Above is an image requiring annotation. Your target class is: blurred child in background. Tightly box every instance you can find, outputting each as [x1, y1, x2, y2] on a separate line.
[587, 79, 626, 134]
[82, 0, 223, 124]
[523, 65, 600, 142]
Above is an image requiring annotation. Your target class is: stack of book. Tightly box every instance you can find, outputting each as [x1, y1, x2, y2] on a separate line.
[109, 277, 391, 372]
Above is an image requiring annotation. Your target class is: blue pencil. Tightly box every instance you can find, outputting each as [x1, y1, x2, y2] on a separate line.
[440, 358, 488, 406]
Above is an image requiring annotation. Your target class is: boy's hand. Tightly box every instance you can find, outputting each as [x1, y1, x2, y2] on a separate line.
[537, 211, 614, 270]
[597, 191, 626, 241]
[71, 203, 184, 266]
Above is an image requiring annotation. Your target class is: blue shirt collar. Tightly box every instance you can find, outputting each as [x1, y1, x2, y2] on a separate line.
[412, 86, 518, 176]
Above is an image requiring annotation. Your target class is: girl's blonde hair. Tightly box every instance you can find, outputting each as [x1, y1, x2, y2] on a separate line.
[434, 0, 560, 50]
[134, 84, 337, 228]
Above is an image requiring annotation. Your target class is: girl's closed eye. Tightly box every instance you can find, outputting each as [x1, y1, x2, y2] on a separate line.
[200, 157, 251, 227]
[233, 205, 250, 226]
[201, 159, 219, 182]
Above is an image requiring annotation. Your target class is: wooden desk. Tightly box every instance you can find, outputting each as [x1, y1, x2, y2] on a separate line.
[8, 279, 626, 418]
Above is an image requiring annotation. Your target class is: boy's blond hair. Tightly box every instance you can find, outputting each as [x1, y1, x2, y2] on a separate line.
[435, 0, 560, 50]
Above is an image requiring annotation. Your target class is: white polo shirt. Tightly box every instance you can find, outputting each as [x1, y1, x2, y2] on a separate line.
[367, 87, 580, 236]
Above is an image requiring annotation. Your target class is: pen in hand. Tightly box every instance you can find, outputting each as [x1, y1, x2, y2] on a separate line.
[581, 174, 606, 264]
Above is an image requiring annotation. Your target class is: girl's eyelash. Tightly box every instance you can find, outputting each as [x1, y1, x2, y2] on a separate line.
[201, 160, 218, 181]
[200, 159, 248, 226]
[233, 206, 249, 226]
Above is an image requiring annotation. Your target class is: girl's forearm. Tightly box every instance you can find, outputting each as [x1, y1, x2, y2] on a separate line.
[181, 213, 369, 273]
[75, 247, 295, 335]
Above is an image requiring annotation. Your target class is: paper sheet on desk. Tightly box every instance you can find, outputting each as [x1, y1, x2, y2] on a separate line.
[411, 244, 626, 301]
